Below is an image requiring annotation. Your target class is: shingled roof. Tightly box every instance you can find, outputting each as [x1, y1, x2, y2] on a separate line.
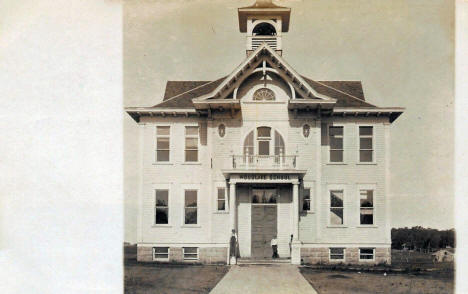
[154, 76, 375, 109]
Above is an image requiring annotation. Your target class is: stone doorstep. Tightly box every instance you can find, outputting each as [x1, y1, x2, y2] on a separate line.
[237, 258, 291, 265]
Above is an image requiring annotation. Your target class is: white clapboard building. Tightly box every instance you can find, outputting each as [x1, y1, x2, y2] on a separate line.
[126, 0, 404, 265]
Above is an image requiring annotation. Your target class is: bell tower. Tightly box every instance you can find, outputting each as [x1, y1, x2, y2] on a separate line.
[238, 0, 291, 56]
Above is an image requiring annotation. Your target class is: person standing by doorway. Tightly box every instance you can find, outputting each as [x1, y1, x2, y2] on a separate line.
[271, 235, 279, 258]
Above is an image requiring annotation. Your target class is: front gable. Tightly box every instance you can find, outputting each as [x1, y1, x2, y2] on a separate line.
[192, 44, 337, 111]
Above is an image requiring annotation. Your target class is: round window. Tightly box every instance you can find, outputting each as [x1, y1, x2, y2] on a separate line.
[218, 124, 226, 138]
[303, 124, 310, 138]
[253, 88, 275, 101]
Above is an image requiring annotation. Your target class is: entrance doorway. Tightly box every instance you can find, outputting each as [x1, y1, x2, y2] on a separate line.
[251, 189, 278, 258]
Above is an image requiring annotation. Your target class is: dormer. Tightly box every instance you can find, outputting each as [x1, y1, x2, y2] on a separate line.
[238, 0, 291, 56]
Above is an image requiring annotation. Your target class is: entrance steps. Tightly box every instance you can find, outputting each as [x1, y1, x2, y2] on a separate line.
[237, 258, 291, 265]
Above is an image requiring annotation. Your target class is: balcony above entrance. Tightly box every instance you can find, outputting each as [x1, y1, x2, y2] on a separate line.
[231, 154, 296, 170]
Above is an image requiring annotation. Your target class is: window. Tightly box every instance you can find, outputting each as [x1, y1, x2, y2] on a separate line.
[253, 88, 275, 101]
[330, 190, 344, 225]
[329, 248, 345, 261]
[184, 190, 198, 225]
[257, 127, 271, 156]
[302, 188, 311, 211]
[183, 247, 199, 260]
[359, 248, 375, 260]
[156, 126, 170, 162]
[217, 188, 226, 211]
[153, 247, 169, 261]
[360, 190, 374, 225]
[329, 126, 343, 162]
[359, 126, 373, 162]
[155, 190, 169, 224]
[185, 126, 199, 162]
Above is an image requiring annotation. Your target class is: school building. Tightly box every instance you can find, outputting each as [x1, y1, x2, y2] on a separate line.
[126, 0, 404, 265]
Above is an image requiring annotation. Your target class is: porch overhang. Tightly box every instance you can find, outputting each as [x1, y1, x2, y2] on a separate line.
[222, 169, 307, 184]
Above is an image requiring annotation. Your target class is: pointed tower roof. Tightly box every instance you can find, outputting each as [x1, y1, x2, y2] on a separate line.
[238, 0, 291, 32]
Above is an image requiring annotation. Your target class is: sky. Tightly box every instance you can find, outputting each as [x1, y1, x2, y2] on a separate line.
[123, 0, 454, 243]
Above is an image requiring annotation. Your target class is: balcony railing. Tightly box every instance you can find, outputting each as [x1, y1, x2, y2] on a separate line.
[232, 155, 296, 170]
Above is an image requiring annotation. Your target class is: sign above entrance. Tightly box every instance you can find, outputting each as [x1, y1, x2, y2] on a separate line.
[230, 173, 299, 184]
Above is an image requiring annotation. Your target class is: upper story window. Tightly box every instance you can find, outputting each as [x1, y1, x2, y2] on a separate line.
[185, 126, 199, 162]
[156, 126, 170, 162]
[253, 88, 275, 101]
[244, 127, 285, 157]
[329, 126, 344, 162]
[359, 126, 373, 162]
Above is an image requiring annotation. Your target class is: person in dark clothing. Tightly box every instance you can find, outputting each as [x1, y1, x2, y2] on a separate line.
[271, 235, 279, 258]
[229, 229, 237, 257]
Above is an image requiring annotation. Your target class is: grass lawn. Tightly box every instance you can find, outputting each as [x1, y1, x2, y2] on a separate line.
[299, 268, 454, 294]
[300, 250, 454, 294]
[124, 246, 229, 294]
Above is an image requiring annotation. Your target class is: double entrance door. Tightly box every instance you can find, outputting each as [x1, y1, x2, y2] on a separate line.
[251, 189, 278, 259]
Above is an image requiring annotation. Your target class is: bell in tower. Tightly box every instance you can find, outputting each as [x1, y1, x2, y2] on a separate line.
[238, 0, 291, 56]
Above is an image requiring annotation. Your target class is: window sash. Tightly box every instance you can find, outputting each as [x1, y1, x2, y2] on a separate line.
[217, 188, 226, 211]
[302, 188, 311, 211]
[359, 126, 373, 162]
[359, 248, 375, 260]
[183, 247, 199, 260]
[155, 190, 169, 224]
[329, 126, 344, 162]
[184, 190, 198, 224]
[330, 248, 345, 260]
[185, 126, 199, 162]
[153, 247, 169, 260]
[156, 127, 170, 162]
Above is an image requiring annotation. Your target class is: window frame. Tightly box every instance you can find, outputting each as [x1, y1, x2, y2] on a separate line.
[184, 125, 199, 163]
[359, 248, 375, 261]
[357, 125, 376, 164]
[357, 184, 377, 227]
[152, 247, 170, 261]
[155, 125, 170, 163]
[215, 186, 228, 213]
[155, 189, 170, 225]
[301, 182, 314, 213]
[327, 185, 346, 227]
[328, 124, 345, 163]
[183, 189, 198, 226]
[329, 247, 346, 262]
[183, 247, 199, 261]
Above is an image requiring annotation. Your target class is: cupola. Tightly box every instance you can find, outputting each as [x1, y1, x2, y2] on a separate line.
[238, 0, 291, 56]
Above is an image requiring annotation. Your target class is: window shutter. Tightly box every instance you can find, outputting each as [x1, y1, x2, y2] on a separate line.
[199, 122, 207, 146]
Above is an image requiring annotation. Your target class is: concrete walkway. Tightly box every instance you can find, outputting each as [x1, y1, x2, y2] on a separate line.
[210, 265, 317, 294]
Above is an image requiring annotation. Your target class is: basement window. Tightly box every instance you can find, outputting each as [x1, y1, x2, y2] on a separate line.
[359, 248, 375, 261]
[329, 248, 345, 261]
[153, 247, 169, 261]
[183, 247, 199, 260]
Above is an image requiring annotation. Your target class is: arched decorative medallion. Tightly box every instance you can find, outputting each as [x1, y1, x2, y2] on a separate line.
[253, 88, 275, 101]
[303, 124, 310, 138]
[218, 124, 226, 138]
